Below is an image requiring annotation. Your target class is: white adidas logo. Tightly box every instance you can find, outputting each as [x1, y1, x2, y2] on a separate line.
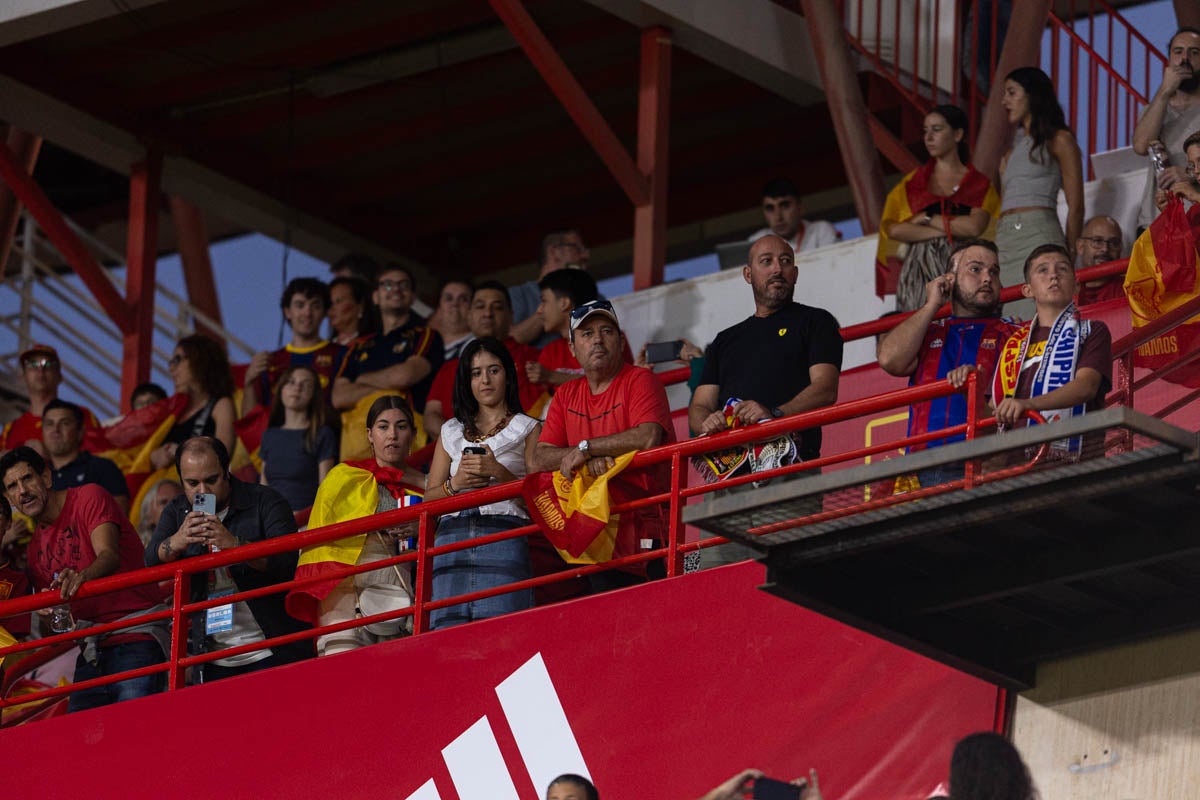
[405, 652, 592, 799]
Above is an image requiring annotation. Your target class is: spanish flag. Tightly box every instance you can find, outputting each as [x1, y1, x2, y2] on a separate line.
[0, 622, 14, 668]
[522, 452, 635, 565]
[1124, 197, 1200, 387]
[285, 460, 423, 624]
[875, 161, 999, 296]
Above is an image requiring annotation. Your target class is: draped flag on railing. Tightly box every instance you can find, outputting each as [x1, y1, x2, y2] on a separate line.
[0, 623, 14, 668]
[1124, 197, 1200, 387]
[522, 452, 636, 565]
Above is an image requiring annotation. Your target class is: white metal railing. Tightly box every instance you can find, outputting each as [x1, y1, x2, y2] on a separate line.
[0, 210, 256, 419]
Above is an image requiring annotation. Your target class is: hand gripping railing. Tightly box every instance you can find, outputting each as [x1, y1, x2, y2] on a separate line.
[0, 373, 1033, 717]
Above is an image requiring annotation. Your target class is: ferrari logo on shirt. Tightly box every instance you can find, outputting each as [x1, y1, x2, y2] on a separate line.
[778, 328, 787, 337]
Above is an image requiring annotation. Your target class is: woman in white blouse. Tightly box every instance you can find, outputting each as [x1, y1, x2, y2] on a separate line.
[425, 337, 541, 629]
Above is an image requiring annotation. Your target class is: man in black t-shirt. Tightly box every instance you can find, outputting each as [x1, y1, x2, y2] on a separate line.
[688, 234, 843, 567]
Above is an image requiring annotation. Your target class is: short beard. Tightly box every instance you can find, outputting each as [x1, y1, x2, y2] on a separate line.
[954, 285, 1001, 317]
[753, 284, 794, 311]
[1181, 71, 1200, 94]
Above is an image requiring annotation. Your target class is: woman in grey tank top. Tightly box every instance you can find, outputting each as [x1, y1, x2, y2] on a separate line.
[997, 67, 1084, 309]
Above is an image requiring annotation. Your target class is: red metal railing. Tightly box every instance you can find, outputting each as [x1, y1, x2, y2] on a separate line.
[1, 372, 1042, 716]
[841, 0, 1166, 177]
[0, 258, 1155, 721]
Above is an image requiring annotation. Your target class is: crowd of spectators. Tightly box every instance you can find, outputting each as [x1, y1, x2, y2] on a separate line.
[1, 31, 1191, 726]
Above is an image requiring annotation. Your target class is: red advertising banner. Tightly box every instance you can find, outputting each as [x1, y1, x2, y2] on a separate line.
[2, 562, 996, 800]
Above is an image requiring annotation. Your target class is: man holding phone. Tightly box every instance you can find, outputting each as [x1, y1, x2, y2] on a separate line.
[145, 436, 311, 681]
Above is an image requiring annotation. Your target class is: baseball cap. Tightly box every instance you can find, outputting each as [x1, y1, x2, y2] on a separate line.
[19, 344, 60, 365]
[569, 299, 619, 333]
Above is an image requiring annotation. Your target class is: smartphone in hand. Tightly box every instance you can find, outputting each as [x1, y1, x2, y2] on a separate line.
[463, 446, 487, 455]
[192, 492, 217, 515]
[644, 340, 684, 364]
[751, 777, 802, 800]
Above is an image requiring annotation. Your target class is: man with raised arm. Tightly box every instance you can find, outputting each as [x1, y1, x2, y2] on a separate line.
[145, 436, 310, 682]
[1, 446, 163, 711]
[529, 300, 675, 591]
[877, 239, 1019, 486]
[1133, 27, 1200, 231]
[688, 234, 843, 568]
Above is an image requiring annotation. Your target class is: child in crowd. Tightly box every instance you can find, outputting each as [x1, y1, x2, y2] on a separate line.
[260, 365, 338, 512]
[525, 268, 633, 390]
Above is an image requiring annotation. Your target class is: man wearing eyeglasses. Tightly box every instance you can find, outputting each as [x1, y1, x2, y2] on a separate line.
[1074, 216, 1126, 306]
[511, 229, 592, 347]
[332, 265, 444, 446]
[2, 344, 103, 454]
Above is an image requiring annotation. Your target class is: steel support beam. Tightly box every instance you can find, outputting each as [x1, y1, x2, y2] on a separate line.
[0, 134, 131, 332]
[0, 125, 41, 273]
[970, 0, 1052, 182]
[632, 27, 671, 291]
[1175, 0, 1200, 31]
[799, 0, 884, 234]
[121, 154, 161, 410]
[169, 195, 225, 349]
[488, 0, 650, 206]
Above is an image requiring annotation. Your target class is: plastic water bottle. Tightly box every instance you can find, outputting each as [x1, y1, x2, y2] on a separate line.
[49, 572, 75, 634]
[1149, 140, 1170, 176]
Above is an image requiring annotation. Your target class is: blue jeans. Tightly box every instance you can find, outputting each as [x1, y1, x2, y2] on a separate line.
[69, 639, 165, 713]
[916, 462, 966, 489]
[431, 511, 532, 630]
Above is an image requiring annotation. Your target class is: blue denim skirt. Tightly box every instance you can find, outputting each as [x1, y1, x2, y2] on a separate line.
[430, 511, 533, 630]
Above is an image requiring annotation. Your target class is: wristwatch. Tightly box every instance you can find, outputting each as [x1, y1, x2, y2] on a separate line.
[771, 407, 785, 419]
[577, 439, 590, 455]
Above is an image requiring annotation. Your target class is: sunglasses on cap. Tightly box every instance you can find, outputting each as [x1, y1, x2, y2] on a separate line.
[569, 299, 615, 321]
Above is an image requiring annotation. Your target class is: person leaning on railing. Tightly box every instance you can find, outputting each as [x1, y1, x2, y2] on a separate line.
[423, 337, 540, 629]
[285, 396, 425, 656]
[145, 436, 312, 682]
[1, 446, 166, 711]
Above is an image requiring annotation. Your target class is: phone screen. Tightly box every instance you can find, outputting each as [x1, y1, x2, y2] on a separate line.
[752, 777, 801, 800]
[463, 446, 486, 455]
[645, 340, 684, 364]
[193, 492, 217, 515]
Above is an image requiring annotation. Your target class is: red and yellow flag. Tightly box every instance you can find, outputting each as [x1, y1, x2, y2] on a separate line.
[1124, 197, 1200, 387]
[522, 452, 635, 565]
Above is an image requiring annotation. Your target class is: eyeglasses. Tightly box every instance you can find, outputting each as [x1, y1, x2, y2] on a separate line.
[1187, 165, 1199, 178]
[569, 299, 615, 320]
[21, 357, 58, 370]
[378, 279, 412, 293]
[1081, 236, 1121, 249]
[168, 354, 185, 367]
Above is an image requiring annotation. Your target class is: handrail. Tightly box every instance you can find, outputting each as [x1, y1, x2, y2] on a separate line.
[0, 374, 1034, 710]
[839, 258, 1129, 343]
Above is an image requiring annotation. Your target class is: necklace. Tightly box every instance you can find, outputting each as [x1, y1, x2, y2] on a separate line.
[466, 412, 512, 443]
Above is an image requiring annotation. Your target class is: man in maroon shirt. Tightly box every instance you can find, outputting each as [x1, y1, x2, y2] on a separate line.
[0, 446, 164, 712]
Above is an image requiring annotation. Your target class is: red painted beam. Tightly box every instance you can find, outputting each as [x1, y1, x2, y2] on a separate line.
[971, 0, 1052, 182]
[799, 0, 885, 234]
[487, 0, 649, 206]
[632, 27, 672, 291]
[121, 154, 162, 410]
[0, 137, 131, 333]
[0, 126, 42, 273]
[867, 113, 922, 173]
[169, 196, 225, 350]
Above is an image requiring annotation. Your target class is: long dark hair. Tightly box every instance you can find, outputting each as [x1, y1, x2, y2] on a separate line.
[176, 333, 234, 400]
[930, 103, 970, 165]
[950, 732, 1038, 800]
[452, 337, 522, 428]
[1006, 67, 1068, 162]
[267, 365, 327, 453]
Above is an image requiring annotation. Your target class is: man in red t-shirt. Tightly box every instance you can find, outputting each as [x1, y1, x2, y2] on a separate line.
[0, 446, 164, 712]
[424, 280, 546, 439]
[1, 344, 104, 453]
[530, 300, 676, 592]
